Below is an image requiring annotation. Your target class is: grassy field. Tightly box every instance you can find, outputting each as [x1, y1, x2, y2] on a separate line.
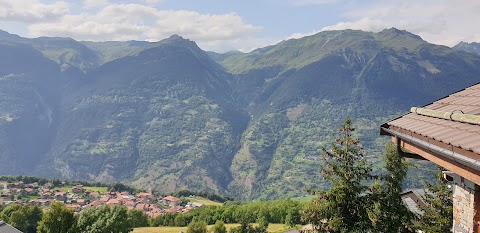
[23, 195, 38, 201]
[185, 196, 223, 206]
[84, 186, 109, 193]
[133, 224, 297, 233]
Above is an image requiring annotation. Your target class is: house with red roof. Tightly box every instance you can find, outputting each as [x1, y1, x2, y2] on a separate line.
[106, 199, 121, 206]
[162, 196, 181, 206]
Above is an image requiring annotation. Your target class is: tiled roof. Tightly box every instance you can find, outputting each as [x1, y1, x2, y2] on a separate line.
[386, 83, 480, 155]
[0, 221, 23, 233]
[402, 197, 423, 215]
[163, 196, 180, 202]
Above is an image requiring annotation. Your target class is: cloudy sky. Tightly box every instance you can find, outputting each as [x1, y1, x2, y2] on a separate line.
[0, 0, 479, 52]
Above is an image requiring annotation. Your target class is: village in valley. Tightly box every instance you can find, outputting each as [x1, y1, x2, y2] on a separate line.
[0, 180, 205, 218]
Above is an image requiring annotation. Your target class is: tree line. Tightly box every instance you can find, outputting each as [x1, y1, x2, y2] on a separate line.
[0, 198, 300, 233]
[0, 203, 148, 233]
[150, 198, 302, 228]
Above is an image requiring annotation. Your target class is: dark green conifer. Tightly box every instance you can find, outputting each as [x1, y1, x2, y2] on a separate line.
[414, 167, 453, 233]
[303, 119, 373, 232]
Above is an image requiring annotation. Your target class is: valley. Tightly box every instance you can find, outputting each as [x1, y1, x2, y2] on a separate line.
[1, 28, 480, 200]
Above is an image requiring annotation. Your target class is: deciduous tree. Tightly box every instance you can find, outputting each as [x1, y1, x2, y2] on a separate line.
[37, 202, 76, 233]
[210, 220, 227, 233]
[76, 205, 131, 233]
[186, 220, 207, 233]
[128, 209, 149, 228]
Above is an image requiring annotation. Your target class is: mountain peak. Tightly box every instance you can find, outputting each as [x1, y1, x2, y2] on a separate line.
[455, 41, 480, 47]
[453, 41, 480, 55]
[153, 34, 203, 53]
[0, 30, 22, 41]
[161, 34, 193, 45]
[169, 34, 184, 40]
[378, 27, 423, 41]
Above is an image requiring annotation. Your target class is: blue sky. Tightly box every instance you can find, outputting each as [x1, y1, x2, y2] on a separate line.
[1, 0, 479, 52]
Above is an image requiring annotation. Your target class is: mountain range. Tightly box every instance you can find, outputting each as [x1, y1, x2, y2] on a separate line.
[1, 28, 479, 200]
[454, 41, 480, 56]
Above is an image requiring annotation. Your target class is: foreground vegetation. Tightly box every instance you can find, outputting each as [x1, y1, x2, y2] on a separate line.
[133, 223, 296, 233]
[149, 199, 302, 227]
[301, 119, 453, 232]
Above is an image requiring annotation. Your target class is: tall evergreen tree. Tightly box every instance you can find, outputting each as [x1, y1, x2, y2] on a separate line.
[367, 143, 414, 233]
[302, 119, 373, 232]
[414, 166, 453, 233]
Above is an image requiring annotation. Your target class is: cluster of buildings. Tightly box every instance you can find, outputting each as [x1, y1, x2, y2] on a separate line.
[0, 181, 203, 218]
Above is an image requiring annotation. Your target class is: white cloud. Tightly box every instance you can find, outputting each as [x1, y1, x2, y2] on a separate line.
[0, 0, 69, 23]
[144, 0, 163, 4]
[83, 0, 109, 9]
[317, 0, 480, 46]
[287, 29, 321, 40]
[201, 37, 282, 53]
[20, 3, 260, 51]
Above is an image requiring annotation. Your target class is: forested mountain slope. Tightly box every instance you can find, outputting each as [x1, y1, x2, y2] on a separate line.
[217, 28, 480, 198]
[1, 28, 479, 199]
[37, 36, 249, 195]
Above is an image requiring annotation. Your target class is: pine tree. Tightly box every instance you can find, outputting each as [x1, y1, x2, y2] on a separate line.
[414, 166, 453, 233]
[302, 119, 373, 232]
[367, 143, 414, 233]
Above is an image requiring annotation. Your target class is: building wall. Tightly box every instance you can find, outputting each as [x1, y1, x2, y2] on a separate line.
[453, 177, 480, 233]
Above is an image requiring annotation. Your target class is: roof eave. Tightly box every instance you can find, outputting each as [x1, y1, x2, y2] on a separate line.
[381, 126, 480, 172]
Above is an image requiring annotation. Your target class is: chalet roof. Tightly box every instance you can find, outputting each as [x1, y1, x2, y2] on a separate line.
[0, 221, 23, 233]
[382, 82, 480, 159]
[384, 83, 480, 153]
[381, 83, 480, 179]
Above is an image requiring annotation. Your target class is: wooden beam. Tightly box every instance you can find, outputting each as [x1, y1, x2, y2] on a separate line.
[400, 140, 480, 186]
[391, 136, 428, 160]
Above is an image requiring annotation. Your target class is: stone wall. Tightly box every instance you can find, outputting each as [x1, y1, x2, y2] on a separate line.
[453, 177, 480, 233]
